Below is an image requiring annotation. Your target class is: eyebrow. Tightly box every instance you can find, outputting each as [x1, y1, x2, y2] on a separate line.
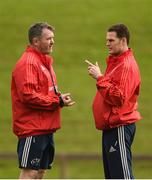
[106, 39, 115, 41]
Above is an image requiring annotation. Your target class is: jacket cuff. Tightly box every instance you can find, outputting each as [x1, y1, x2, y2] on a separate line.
[96, 76, 111, 88]
[59, 96, 64, 107]
[97, 75, 104, 81]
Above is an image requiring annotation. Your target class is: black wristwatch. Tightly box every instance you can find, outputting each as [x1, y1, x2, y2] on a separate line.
[59, 96, 64, 107]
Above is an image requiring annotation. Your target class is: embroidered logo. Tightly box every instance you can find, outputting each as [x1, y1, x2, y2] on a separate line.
[31, 158, 40, 166]
[109, 141, 117, 153]
[109, 146, 117, 153]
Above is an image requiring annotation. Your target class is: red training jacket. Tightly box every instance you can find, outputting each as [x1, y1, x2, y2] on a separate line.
[93, 49, 141, 130]
[11, 46, 61, 137]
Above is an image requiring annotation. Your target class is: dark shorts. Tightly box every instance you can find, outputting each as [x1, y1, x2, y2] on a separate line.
[17, 133, 55, 170]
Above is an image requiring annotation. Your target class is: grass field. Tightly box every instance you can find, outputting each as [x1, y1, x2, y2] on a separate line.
[0, 157, 152, 178]
[0, 0, 152, 178]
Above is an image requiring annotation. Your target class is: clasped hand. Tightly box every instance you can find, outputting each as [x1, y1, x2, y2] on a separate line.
[61, 93, 75, 106]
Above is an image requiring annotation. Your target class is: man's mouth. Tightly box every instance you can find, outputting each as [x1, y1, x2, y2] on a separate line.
[49, 45, 53, 49]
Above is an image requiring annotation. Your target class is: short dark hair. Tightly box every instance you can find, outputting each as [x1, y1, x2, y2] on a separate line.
[28, 22, 55, 44]
[108, 24, 130, 45]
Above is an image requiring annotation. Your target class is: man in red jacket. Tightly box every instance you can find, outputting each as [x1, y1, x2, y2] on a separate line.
[85, 24, 141, 179]
[11, 22, 75, 179]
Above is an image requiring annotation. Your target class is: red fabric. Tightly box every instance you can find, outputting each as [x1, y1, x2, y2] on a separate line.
[93, 49, 141, 130]
[11, 46, 61, 137]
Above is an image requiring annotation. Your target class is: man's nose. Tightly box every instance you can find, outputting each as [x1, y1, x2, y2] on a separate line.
[51, 38, 54, 44]
[106, 41, 109, 46]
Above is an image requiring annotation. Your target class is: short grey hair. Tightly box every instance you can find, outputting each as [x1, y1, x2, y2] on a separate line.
[28, 22, 55, 44]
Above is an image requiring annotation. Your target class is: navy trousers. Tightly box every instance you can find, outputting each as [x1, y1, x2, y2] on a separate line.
[102, 123, 136, 179]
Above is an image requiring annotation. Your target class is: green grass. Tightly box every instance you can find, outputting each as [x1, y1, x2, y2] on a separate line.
[0, 0, 152, 178]
[0, 158, 152, 179]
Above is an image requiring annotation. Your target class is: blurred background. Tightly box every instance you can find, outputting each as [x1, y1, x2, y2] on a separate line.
[0, 0, 152, 178]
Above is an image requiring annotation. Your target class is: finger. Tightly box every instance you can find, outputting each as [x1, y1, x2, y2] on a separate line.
[67, 101, 76, 106]
[65, 96, 71, 100]
[62, 93, 71, 97]
[96, 62, 99, 66]
[85, 60, 94, 66]
[88, 69, 93, 75]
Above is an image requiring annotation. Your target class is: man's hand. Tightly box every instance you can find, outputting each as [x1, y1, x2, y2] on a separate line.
[85, 60, 103, 79]
[61, 93, 75, 107]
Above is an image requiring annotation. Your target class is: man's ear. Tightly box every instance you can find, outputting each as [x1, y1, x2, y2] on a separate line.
[32, 37, 40, 47]
[122, 37, 127, 44]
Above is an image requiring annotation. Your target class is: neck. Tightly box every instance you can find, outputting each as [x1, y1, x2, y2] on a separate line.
[121, 45, 129, 54]
[112, 46, 129, 57]
[30, 45, 40, 53]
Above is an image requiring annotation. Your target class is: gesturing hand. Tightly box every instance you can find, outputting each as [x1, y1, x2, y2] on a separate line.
[85, 60, 103, 79]
[61, 93, 75, 107]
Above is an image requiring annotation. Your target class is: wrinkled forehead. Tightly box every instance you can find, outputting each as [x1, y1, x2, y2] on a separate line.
[41, 28, 54, 37]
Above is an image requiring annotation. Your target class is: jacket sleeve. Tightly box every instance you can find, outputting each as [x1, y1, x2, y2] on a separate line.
[19, 62, 60, 111]
[96, 76, 124, 106]
[96, 62, 139, 107]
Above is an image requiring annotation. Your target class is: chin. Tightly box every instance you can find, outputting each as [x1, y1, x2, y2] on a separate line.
[109, 51, 113, 55]
[109, 51, 119, 56]
[47, 49, 52, 54]
[42, 51, 50, 55]
[46, 51, 51, 54]
[49, 48, 53, 53]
